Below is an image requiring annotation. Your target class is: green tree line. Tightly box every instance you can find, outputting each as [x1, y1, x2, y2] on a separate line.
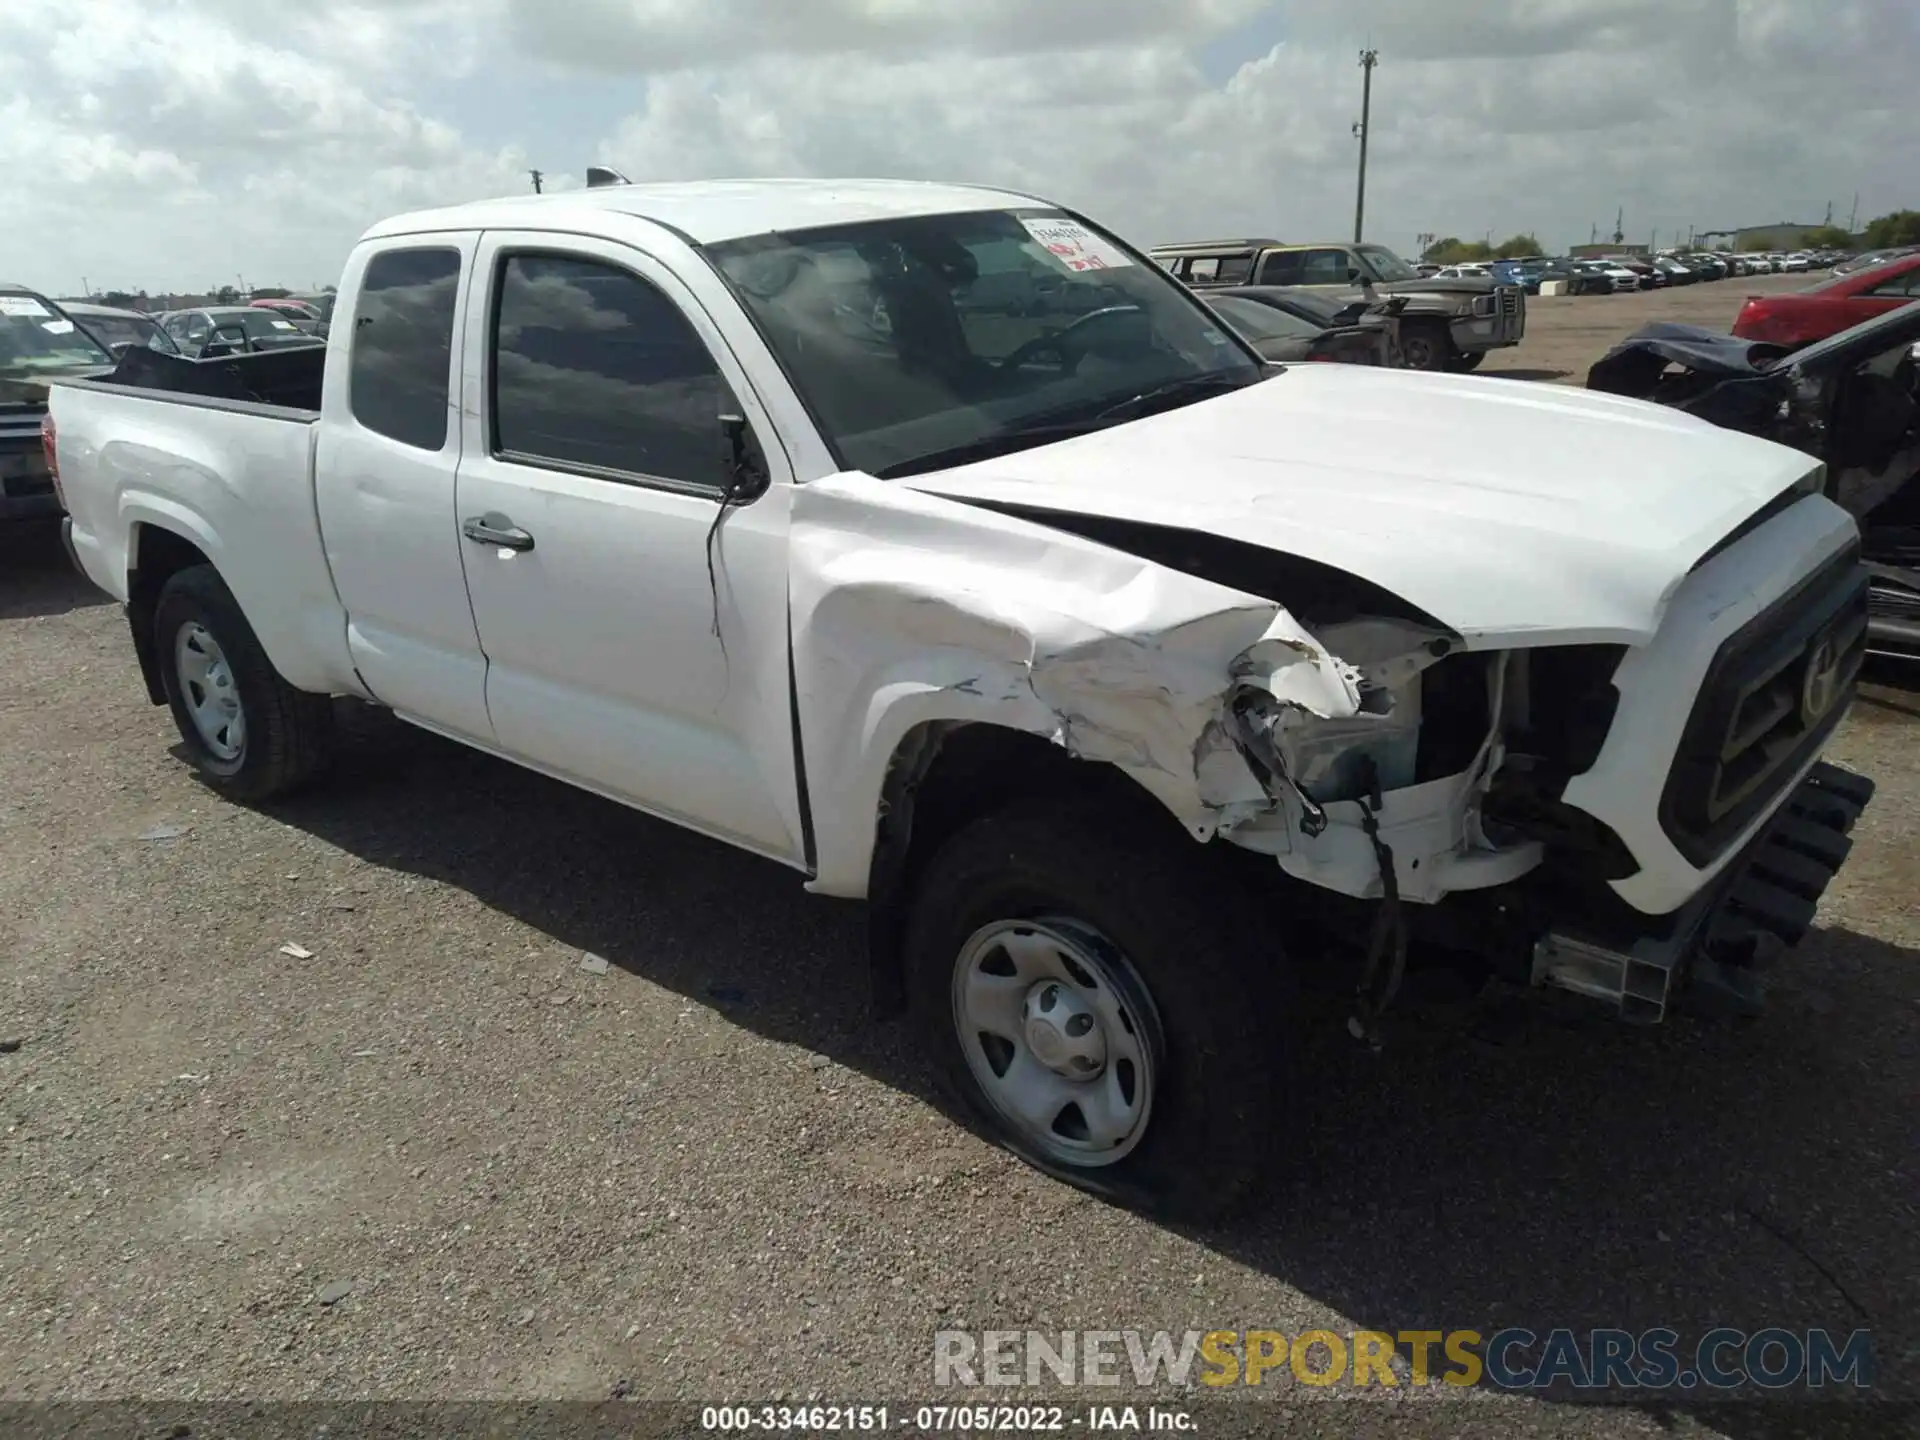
[1419, 234, 1544, 264]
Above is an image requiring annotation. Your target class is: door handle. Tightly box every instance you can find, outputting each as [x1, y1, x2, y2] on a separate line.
[462, 513, 535, 552]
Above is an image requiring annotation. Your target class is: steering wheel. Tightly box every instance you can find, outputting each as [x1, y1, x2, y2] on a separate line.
[997, 305, 1145, 375]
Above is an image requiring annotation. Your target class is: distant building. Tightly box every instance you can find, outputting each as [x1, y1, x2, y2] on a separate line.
[1569, 242, 1649, 258]
[1696, 223, 1832, 251]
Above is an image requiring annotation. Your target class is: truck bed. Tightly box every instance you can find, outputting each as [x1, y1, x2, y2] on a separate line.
[52, 364, 355, 698]
[99, 343, 326, 413]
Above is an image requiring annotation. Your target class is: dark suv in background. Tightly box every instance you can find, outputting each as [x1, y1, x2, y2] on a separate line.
[0, 283, 117, 521]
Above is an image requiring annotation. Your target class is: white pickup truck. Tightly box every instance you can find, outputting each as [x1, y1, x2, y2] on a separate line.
[49, 178, 1874, 1218]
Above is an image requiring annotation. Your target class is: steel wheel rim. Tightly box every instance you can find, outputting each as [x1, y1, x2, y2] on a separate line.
[951, 917, 1161, 1169]
[174, 621, 246, 761]
[1402, 333, 1440, 369]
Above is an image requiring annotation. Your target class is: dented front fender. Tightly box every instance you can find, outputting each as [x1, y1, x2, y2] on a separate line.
[790, 473, 1394, 898]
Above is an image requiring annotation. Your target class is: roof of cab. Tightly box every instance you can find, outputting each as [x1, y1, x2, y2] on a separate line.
[360, 177, 1053, 248]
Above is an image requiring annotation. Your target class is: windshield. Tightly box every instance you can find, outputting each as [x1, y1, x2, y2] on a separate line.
[0, 293, 115, 375]
[73, 313, 156, 350]
[1357, 245, 1417, 283]
[708, 208, 1263, 478]
[1205, 295, 1322, 342]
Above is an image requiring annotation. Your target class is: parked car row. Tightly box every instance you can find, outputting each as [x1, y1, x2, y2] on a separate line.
[1417, 247, 1876, 296]
[155, 304, 328, 358]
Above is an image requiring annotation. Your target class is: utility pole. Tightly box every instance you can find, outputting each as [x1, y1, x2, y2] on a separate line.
[1612, 206, 1624, 246]
[529, 169, 544, 195]
[1848, 193, 1859, 232]
[1352, 49, 1379, 244]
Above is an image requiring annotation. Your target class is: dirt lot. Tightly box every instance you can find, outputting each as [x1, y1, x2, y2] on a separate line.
[2, 278, 1916, 1436]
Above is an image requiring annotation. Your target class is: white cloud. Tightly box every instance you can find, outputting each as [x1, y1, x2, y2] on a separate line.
[0, 0, 1915, 295]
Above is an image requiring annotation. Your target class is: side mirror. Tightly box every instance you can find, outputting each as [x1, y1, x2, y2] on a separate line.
[718, 413, 770, 503]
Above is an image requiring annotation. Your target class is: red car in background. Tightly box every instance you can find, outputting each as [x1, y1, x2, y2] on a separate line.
[1732, 251, 1920, 348]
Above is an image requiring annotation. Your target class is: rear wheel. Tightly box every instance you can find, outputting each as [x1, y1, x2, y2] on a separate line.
[904, 798, 1294, 1221]
[1447, 351, 1486, 373]
[154, 564, 331, 801]
[1399, 321, 1455, 372]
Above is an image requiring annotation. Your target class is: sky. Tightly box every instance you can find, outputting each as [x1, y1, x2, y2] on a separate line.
[2, 0, 1915, 296]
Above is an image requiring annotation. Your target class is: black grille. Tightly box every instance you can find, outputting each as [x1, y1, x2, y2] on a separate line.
[0, 468, 53, 500]
[1659, 547, 1868, 867]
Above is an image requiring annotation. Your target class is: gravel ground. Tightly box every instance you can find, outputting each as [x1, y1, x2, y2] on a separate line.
[1, 280, 1916, 1437]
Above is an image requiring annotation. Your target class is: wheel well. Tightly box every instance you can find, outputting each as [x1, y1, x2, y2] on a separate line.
[126, 525, 212, 705]
[863, 722, 1187, 1017]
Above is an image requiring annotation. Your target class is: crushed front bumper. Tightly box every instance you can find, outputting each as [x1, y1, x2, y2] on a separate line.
[1532, 761, 1875, 1022]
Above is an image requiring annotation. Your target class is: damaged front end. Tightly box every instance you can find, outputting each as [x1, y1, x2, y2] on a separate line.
[790, 470, 1869, 1030]
[791, 471, 1637, 911]
[1202, 619, 1547, 906]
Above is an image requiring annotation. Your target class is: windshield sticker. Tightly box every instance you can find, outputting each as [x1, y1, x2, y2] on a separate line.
[0, 296, 53, 317]
[41, 319, 75, 334]
[269, 319, 296, 330]
[1020, 218, 1136, 272]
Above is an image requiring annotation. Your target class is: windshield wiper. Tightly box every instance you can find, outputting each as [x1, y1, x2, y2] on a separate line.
[873, 371, 1262, 480]
[873, 414, 1121, 479]
[1091, 369, 1262, 424]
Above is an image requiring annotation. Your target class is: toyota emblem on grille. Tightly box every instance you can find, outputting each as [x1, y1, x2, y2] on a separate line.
[1800, 633, 1843, 724]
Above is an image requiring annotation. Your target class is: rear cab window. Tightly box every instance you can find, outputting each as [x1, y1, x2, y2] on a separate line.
[349, 247, 464, 451]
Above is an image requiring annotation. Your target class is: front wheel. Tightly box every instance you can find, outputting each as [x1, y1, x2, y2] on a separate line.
[1398, 322, 1455, 372]
[1447, 351, 1486, 373]
[154, 564, 331, 801]
[904, 799, 1293, 1221]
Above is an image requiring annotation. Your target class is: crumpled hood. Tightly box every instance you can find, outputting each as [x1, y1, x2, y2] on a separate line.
[903, 366, 1827, 647]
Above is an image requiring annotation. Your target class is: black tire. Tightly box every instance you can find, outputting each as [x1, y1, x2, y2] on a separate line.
[903, 797, 1294, 1222]
[1447, 351, 1486, 373]
[1399, 321, 1455, 372]
[153, 564, 331, 801]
